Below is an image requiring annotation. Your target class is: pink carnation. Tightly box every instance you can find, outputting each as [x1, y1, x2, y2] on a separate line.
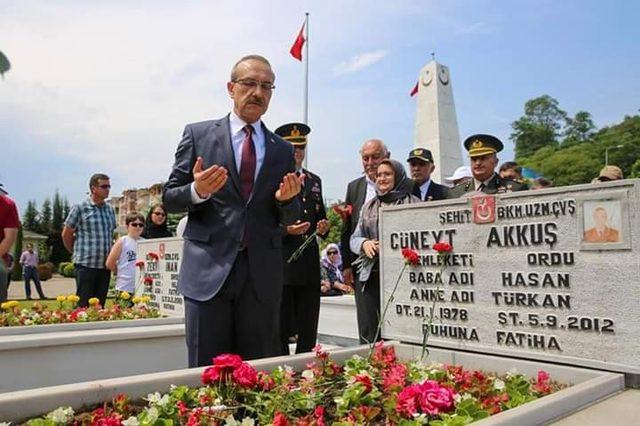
[383, 363, 408, 392]
[212, 353, 243, 369]
[354, 374, 373, 394]
[273, 412, 288, 426]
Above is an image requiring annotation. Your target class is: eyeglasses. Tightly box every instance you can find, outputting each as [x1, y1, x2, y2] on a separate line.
[98, 184, 111, 189]
[233, 78, 275, 91]
[327, 251, 338, 255]
[129, 222, 144, 228]
[153, 211, 166, 217]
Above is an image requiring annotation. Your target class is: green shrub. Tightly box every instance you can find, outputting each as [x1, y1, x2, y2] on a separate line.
[62, 263, 75, 278]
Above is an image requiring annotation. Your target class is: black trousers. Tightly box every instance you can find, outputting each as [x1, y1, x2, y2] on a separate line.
[279, 284, 321, 355]
[354, 267, 381, 344]
[184, 251, 281, 368]
[23, 266, 45, 299]
[75, 265, 110, 308]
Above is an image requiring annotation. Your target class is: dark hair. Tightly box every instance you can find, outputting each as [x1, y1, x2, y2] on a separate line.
[125, 212, 145, 225]
[499, 161, 521, 175]
[147, 203, 166, 221]
[89, 173, 110, 188]
[230, 55, 272, 81]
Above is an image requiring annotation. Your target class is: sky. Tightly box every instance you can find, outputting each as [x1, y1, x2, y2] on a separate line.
[1, 0, 639, 214]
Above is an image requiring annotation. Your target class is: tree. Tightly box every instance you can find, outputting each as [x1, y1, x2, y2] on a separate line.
[22, 201, 40, 231]
[511, 95, 567, 160]
[11, 225, 23, 281]
[52, 191, 64, 232]
[563, 111, 596, 145]
[39, 199, 52, 234]
[319, 205, 343, 251]
[63, 198, 70, 220]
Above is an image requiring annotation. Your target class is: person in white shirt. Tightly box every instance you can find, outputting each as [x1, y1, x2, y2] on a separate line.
[106, 212, 145, 302]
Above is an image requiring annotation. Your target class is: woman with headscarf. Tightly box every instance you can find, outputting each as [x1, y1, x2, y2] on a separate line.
[141, 203, 173, 239]
[320, 243, 352, 296]
[350, 159, 420, 343]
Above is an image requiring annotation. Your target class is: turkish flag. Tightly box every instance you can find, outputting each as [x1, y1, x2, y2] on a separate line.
[410, 81, 419, 97]
[290, 22, 306, 61]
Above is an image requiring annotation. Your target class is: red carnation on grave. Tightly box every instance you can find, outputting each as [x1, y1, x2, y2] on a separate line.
[432, 242, 453, 254]
[201, 353, 244, 385]
[232, 363, 259, 388]
[147, 252, 160, 261]
[371, 341, 397, 367]
[135, 260, 145, 268]
[273, 412, 289, 426]
[533, 370, 551, 394]
[314, 406, 326, 426]
[354, 374, 373, 394]
[383, 363, 408, 392]
[401, 247, 421, 265]
[143, 276, 153, 285]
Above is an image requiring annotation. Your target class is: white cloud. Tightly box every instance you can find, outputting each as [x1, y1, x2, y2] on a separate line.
[333, 50, 388, 76]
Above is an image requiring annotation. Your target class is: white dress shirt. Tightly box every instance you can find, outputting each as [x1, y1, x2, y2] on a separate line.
[365, 176, 377, 204]
[191, 112, 266, 203]
[418, 179, 432, 200]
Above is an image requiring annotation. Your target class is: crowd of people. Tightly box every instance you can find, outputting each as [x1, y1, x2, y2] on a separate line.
[0, 54, 629, 369]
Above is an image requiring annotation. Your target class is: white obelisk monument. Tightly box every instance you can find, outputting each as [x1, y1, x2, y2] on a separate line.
[413, 60, 463, 184]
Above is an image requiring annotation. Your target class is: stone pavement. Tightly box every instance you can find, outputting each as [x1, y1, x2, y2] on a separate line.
[7, 274, 76, 300]
[552, 389, 640, 424]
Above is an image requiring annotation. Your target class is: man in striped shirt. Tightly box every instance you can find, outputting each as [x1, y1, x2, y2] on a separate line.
[62, 173, 116, 307]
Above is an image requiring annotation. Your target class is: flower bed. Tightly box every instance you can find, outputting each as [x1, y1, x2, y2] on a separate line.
[22, 343, 565, 425]
[0, 294, 160, 327]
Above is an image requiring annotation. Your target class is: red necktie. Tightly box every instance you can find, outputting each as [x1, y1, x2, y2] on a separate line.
[239, 125, 256, 201]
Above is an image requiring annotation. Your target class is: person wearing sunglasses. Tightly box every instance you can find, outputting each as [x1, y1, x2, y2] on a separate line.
[141, 203, 172, 239]
[106, 212, 145, 303]
[62, 173, 116, 307]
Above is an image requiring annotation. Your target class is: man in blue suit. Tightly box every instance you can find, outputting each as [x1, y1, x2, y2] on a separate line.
[163, 55, 302, 367]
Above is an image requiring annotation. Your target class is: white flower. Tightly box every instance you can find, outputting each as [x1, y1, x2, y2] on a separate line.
[494, 378, 506, 391]
[146, 392, 162, 404]
[506, 367, 518, 378]
[454, 392, 475, 403]
[78, 311, 88, 320]
[241, 418, 255, 426]
[24, 319, 33, 326]
[0, 422, 11, 426]
[224, 415, 239, 425]
[46, 406, 74, 423]
[301, 369, 315, 380]
[122, 416, 140, 426]
[145, 407, 159, 423]
[158, 393, 171, 407]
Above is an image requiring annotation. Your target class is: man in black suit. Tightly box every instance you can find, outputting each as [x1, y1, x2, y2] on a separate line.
[339, 139, 389, 343]
[407, 148, 448, 201]
[163, 55, 302, 367]
[275, 123, 329, 355]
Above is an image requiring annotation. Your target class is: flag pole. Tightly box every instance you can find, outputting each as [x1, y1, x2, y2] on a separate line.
[303, 12, 309, 169]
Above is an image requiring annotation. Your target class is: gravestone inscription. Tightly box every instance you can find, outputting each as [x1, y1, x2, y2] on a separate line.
[380, 180, 639, 374]
[135, 237, 184, 316]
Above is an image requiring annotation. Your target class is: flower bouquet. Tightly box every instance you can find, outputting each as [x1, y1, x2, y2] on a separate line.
[23, 343, 563, 425]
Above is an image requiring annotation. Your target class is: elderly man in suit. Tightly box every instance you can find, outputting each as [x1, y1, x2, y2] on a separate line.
[163, 54, 301, 367]
[407, 148, 448, 201]
[447, 134, 526, 198]
[339, 139, 389, 343]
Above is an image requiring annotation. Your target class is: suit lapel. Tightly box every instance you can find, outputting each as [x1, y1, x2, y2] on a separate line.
[213, 115, 242, 196]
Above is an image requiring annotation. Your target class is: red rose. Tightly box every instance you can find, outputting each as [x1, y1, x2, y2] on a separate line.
[273, 412, 289, 426]
[418, 380, 456, 415]
[232, 363, 258, 389]
[396, 384, 422, 417]
[401, 248, 421, 265]
[432, 242, 453, 254]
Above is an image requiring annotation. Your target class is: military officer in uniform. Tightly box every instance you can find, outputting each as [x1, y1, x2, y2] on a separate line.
[406, 148, 448, 201]
[447, 134, 527, 198]
[275, 122, 329, 355]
